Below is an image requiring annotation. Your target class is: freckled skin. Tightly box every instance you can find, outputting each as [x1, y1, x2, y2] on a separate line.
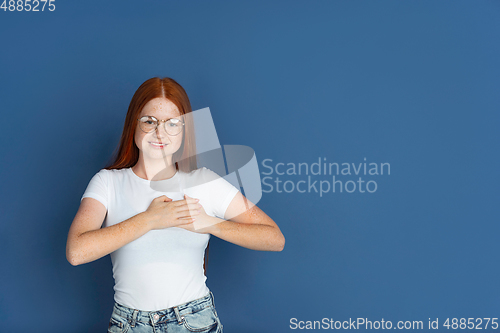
[245, 204, 263, 221]
[132, 97, 184, 180]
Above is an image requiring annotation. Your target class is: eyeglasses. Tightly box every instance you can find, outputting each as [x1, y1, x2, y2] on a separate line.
[137, 116, 185, 136]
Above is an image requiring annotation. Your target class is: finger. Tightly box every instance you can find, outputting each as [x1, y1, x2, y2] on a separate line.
[177, 217, 196, 225]
[175, 210, 199, 219]
[172, 199, 188, 207]
[176, 203, 201, 214]
[173, 198, 199, 208]
[178, 202, 201, 211]
[158, 195, 173, 202]
[178, 216, 196, 221]
[184, 194, 200, 202]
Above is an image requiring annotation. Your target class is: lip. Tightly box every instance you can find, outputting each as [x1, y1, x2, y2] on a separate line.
[149, 141, 168, 149]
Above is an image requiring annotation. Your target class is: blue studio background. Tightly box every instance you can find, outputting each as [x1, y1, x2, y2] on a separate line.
[1, 1, 499, 332]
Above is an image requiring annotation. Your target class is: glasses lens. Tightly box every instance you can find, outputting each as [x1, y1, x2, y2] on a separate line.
[165, 118, 184, 136]
[139, 117, 157, 133]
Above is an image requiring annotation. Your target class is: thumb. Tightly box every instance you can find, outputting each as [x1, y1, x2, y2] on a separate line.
[162, 195, 173, 201]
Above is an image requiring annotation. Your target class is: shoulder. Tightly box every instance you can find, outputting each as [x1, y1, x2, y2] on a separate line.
[99, 167, 130, 175]
[86, 168, 108, 181]
[96, 168, 108, 176]
[95, 167, 129, 182]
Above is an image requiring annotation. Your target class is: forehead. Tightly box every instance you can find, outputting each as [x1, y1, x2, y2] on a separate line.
[140, 98, 181, 117]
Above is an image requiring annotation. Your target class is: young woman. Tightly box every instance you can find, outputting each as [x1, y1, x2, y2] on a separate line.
[66, 77, 285, 333]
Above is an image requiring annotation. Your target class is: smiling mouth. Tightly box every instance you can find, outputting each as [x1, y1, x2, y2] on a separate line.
[149, 142, 168, 147]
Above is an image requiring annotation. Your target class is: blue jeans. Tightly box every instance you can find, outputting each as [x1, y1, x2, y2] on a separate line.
[107, 291, 223, 333]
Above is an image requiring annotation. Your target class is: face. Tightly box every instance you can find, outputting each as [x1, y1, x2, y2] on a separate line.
[134, 97, 184, 162]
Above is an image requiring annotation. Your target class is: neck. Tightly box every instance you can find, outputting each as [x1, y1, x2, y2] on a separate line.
[132, 157, 177, 181]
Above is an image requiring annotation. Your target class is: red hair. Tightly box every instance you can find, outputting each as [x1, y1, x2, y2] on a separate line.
[103, 77, 197, 172]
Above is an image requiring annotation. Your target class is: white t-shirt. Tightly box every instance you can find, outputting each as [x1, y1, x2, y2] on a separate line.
[80, 166, 240, 311]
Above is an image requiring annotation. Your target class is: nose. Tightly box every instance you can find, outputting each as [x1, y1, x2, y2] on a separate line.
[154, 120, 171, 140]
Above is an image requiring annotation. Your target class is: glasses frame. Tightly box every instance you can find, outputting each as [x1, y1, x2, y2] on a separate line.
[137, 115, 185, 136]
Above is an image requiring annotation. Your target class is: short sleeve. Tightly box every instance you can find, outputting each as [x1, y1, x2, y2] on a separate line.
[201, 167, 240, 219]
[81, 169, 108, 210]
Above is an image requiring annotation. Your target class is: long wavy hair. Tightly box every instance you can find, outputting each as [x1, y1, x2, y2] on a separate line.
[103, 77, 197, 172]
[103, 77, 211, 274]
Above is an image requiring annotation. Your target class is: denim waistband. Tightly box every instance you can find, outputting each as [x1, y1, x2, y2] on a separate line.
[112, 291, 215, 325]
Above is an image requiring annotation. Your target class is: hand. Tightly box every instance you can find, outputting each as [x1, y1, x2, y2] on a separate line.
[144, 195, 201, 230]
[176, 195, 220, 234]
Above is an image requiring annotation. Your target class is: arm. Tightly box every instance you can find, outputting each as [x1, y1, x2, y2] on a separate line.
[66, 197, 152, 266]
[67, 195, 199, 266]
[183, 192, 285, 252]
[210, 217, 285, 252]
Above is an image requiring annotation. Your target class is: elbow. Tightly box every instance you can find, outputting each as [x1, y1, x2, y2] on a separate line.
[66, 252, 80, 266]
[66, 246, 83, 266]
[68, 260, 80, 266]
[279, 235, 285, 251]
[273, 234, 285, 252]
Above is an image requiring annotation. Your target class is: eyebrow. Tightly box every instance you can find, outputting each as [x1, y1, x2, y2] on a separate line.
[142, 115, 182, 121]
